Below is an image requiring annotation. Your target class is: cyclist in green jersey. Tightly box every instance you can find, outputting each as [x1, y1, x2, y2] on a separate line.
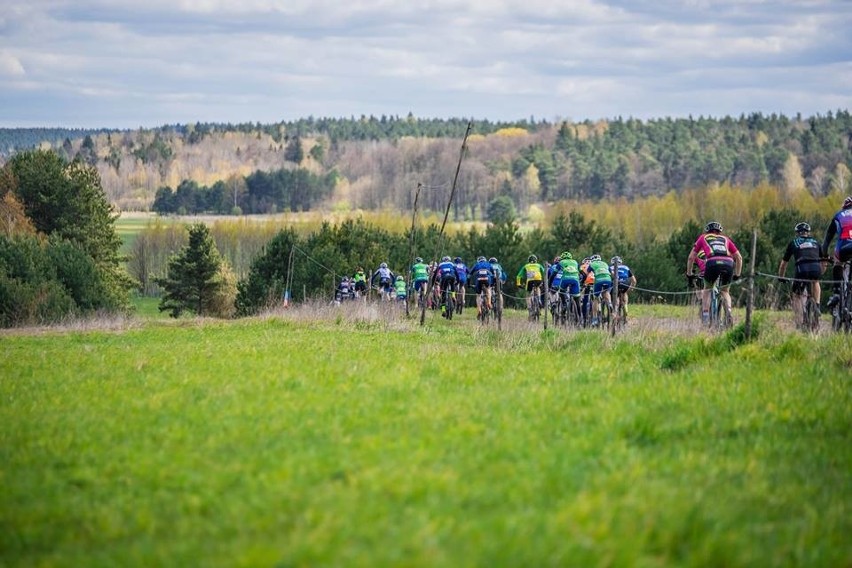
[410, 257, 430, 306]
[587, 254, 613, 325]
[352, 267, 368, 298]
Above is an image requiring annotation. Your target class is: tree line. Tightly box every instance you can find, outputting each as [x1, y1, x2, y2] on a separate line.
[2, 111, 849, 216]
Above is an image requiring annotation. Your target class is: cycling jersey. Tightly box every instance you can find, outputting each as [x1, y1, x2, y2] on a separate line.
[547, 263, 562, 289]
[610, 263, 632, 283]
[490, 262, 507, 284]
[823, 208, 852, 260]
[410, 262, 429, 282]
[588, 260, 612, 283]
[558, 258, 580, 282]
[692, 233, 739, 263]
[470, 260, 495, 285]
[516, 262, 544, 285]
[372, 266, 395, 289]
[394, 279, 407, 298]
[783, 236, 822, 275]
[435, 260, 458, 283]
[454, 261, 469, 284]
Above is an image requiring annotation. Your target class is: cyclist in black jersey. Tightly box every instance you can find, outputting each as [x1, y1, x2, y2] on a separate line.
[778, 222, 825, 325]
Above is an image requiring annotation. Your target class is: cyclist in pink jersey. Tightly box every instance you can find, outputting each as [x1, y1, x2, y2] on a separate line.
[686, 221, 743, 324]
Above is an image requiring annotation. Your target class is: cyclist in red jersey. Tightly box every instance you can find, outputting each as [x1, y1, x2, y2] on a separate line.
[686, 221, 743, 324]
[823, 196, 852, 309]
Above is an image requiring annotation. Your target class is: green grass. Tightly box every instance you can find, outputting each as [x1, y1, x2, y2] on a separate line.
[1, 307, 850, 567]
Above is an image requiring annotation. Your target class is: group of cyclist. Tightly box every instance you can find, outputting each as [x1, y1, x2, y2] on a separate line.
[775, 196, 852, 328]
[684, 195, 852, 329]
[516, 252, 637, 325]
[331, 195, 852, 330]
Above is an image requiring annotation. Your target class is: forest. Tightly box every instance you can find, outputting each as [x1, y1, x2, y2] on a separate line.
[1, 111, 849, 223]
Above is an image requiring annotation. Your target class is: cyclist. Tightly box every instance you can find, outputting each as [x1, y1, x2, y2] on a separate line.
[433, 255, 459, 317]
[778, 222, 824, 327]
[489, 257, 507, 313]
[822, 196, 852, 309]
[334, 275, 355, 304]
[410, 257, 430, 306]
[555, 251, 581, 318]
[469, 256, 495, 316]
[352, 267, 367, 295]
[546, 256, 562, 316]
[686, 221, 743, 325]
[579, 256, 595, 324]
[516, 254, 546, 317]
[371, 262, 396, 300]
[393, 275, 408, 303]
[587, 254, 613, 326]
[453, 257, 469, 314]
[610, 256, 637, 322]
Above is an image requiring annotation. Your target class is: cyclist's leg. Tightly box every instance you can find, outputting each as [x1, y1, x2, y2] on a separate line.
[790, 278, 805, 326]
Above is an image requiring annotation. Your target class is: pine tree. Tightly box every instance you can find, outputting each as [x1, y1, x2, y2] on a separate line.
[156, 223, 227, 317]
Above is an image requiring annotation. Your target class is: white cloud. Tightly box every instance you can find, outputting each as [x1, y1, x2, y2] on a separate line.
[0, 0, 849, 127]
[0, 52, 25, 76]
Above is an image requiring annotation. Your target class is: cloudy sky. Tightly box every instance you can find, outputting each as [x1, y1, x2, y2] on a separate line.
[1, 0, 850, 129]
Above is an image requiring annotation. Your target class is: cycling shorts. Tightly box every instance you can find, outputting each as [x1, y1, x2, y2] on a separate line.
[473, 280, 492, 295]
[792, 271, 821, 294]
[559, 279, 580, 296]
[833, 241, 852, 263]
[413, 279, 429, 292]
[704, 258, 734, 287]
[617, 283, 631, 294]
[526, 280, 542, 292]
[593, 280, 613, 296]
[439, 276, 457, 290]
[354, 281, 367, 292]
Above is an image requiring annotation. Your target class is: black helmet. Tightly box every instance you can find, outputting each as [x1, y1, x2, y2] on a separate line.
[794, 222, 810, 234]
[477, 256, 486, 262]
[488, 257, 497, 263]
[415, 256, 423, 263]
[528, 254, 537, 263]
[705, 221, 723, 233]
[442, 256, 451, 262]
[611, 256, 622, 265]
[844, 196, 852, 210]
[454, 257, 462, 263]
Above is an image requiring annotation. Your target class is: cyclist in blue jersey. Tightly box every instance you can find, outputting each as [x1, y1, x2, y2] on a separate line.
[453, 257, 469, 314]
[489, 257, 507, 314]
[433, 256, 460, 317]
[610, 256, 637, 322]
[469, 255, 495, 316]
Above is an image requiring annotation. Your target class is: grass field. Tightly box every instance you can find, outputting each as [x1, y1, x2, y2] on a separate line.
[1, 303, 850, 567]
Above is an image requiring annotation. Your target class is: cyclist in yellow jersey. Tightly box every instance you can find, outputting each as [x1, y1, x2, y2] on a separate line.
[516, 254, 546, 314]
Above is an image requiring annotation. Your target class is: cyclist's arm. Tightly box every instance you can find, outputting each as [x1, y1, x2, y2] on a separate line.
[733, 250, 743, 277]
[686, 249, 697, 274]
[515, 266, 525, 286]
[822, 220, 837, 255]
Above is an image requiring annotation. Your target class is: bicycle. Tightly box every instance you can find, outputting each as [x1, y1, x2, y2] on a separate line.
[707, 279, 733, 330]
[612, 293, 626, 333]
[476, 286, 492, 325]
[493, 279, 503, 329]
[441, 285, 456, 320]
[527, 283, 542, 322]
[831, 259, 852, 333]
[781, 277, 820, 333]
[598, 296, 612, 331]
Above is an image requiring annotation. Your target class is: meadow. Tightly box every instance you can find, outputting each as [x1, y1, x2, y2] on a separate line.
[1, 303, 850, 567]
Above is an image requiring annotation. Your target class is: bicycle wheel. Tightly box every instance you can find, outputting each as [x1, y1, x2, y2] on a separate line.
[599, 300, 611, 331]
[804, 296, 819, 333]
[445, 290, 454, 320]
